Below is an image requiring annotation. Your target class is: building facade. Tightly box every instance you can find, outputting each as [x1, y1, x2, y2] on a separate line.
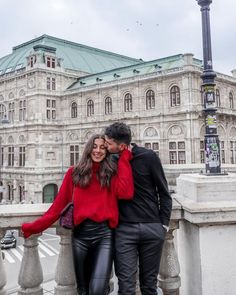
[0, 35, 236, 204]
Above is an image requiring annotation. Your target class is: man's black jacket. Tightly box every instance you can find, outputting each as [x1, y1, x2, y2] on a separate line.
[118, 144, 172, 226]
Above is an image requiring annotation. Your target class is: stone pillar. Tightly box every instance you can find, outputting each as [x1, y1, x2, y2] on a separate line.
[18, 234, 43, 295]
[0, 229, 7, 295]
[159, 221, 181, 295]
[176, 173, 236, 295]
[54, 227, 77, 295]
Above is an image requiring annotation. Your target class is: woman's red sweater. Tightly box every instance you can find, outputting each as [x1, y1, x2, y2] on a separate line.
[22, 150, 134, 238]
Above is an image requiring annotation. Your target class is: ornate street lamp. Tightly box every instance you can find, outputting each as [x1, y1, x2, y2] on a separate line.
[196, 0, 221, 174]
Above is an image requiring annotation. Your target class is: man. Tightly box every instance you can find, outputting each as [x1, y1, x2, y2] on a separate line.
[104, 122, 172, 295]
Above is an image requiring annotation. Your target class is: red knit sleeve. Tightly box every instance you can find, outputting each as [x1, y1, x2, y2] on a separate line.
[112, 149, 134, 200]
[21, 167, 74, 238]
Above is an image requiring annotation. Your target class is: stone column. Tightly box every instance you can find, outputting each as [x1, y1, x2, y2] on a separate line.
[0, 229, 7, 295]
[54, 227, 77, 295]
[159, 221, 181, 295]
[176, 173, 236, 295]
[18, 234, 43, 295]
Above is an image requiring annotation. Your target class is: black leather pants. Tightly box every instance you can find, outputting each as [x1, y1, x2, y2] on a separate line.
[72, 219, 113, 295]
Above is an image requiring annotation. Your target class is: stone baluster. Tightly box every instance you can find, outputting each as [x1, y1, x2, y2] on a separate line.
[54, 227, 77, 295]
[18, 234, 43, 295]
[158, 221, 181, 295]
[0, 229, 7, 295]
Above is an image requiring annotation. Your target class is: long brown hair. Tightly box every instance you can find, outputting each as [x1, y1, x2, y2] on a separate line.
[72, 134, 116, 188]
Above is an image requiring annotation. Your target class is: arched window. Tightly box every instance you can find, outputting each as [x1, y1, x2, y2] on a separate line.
[105, 97, 112, 114]
[216, 89, 221, 107]
[170, 86, 181, 107]
[124, 93, 132, 112]
[87, 100, 94, 117]
[71, 102, 77, 118]
[43, 184, 58, 203]
[146, 90, 155, 109]
[229, 92, 234, 109]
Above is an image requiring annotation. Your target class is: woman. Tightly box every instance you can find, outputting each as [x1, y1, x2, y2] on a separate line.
[21, 134, 134, 295]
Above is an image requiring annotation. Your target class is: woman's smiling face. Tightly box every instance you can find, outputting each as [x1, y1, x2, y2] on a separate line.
[90, 138, 107, 162]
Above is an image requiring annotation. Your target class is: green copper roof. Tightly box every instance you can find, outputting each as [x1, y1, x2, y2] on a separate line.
[68, 54, 203, 90]
[0, 35, 141, 75]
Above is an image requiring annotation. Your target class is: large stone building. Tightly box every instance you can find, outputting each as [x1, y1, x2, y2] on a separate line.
[0, 35, 235, 204]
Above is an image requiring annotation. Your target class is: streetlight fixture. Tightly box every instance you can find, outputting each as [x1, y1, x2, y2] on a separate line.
[196, 0, 221, 174]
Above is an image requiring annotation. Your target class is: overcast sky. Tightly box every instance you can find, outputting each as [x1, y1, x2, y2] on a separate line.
[1, 0, 236, 75]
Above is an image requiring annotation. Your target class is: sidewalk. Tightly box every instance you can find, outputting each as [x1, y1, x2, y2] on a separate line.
[8, 279, 56, 295]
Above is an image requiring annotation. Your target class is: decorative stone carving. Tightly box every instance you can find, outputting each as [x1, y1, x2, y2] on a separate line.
[8, 136, 14, 144]
[8, 92, 14, 99]
[144, 127, 158, 138]
[170, 126, 182, 136]
[19, 89, 26, 97]
[229, 126, 236, 138]
[28, 78, 35, 89]
[69, 133, 78, 141]
[19, 135, 25, 143]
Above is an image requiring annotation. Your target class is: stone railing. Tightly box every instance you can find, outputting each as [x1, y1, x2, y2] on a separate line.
[0, 201, 182, 295]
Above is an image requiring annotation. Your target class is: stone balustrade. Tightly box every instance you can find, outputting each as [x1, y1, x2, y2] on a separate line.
[0, 202, 182, 295]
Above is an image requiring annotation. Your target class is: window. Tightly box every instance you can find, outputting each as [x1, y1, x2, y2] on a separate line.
[7, 184, 14, 202]
[46, 99, 56, 120]
[169, 141, 186, 164]
[220, 141, 225, 164]
[46, 77, 56, 90]
[200, 140, 205, 163]
[19, 185, 25, 203]
[8, 146, 14, 166]
[19, 146, 26, 167]
[229, 92, 234, 109]
[144, 142, 159, 156]
[124, 93, 132, 112]
[8, 102, 14, 122]
[70, 145, 79, 166]
[30, 56, 36, 67]
[87, 100, 94, 117]
[46, 57, 56, 68]
[105, 97, 112, 114]
[216, 89, 221, 107]
[170, 86, 181, 107]
[0, 146, 3, 166]
[146, 90, 155, 109]
[230, 141, 236, 164]
[52, 78, 56, 90]
[0, 104, 6, 120]
[71, 102, 77, 118]
[19, 100, 26, 121]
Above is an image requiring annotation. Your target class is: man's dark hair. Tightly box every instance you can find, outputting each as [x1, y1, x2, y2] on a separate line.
[105, 122, 132, 145]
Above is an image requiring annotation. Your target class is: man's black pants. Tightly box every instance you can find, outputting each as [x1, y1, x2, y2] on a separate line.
[115, 222, 166, 295]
